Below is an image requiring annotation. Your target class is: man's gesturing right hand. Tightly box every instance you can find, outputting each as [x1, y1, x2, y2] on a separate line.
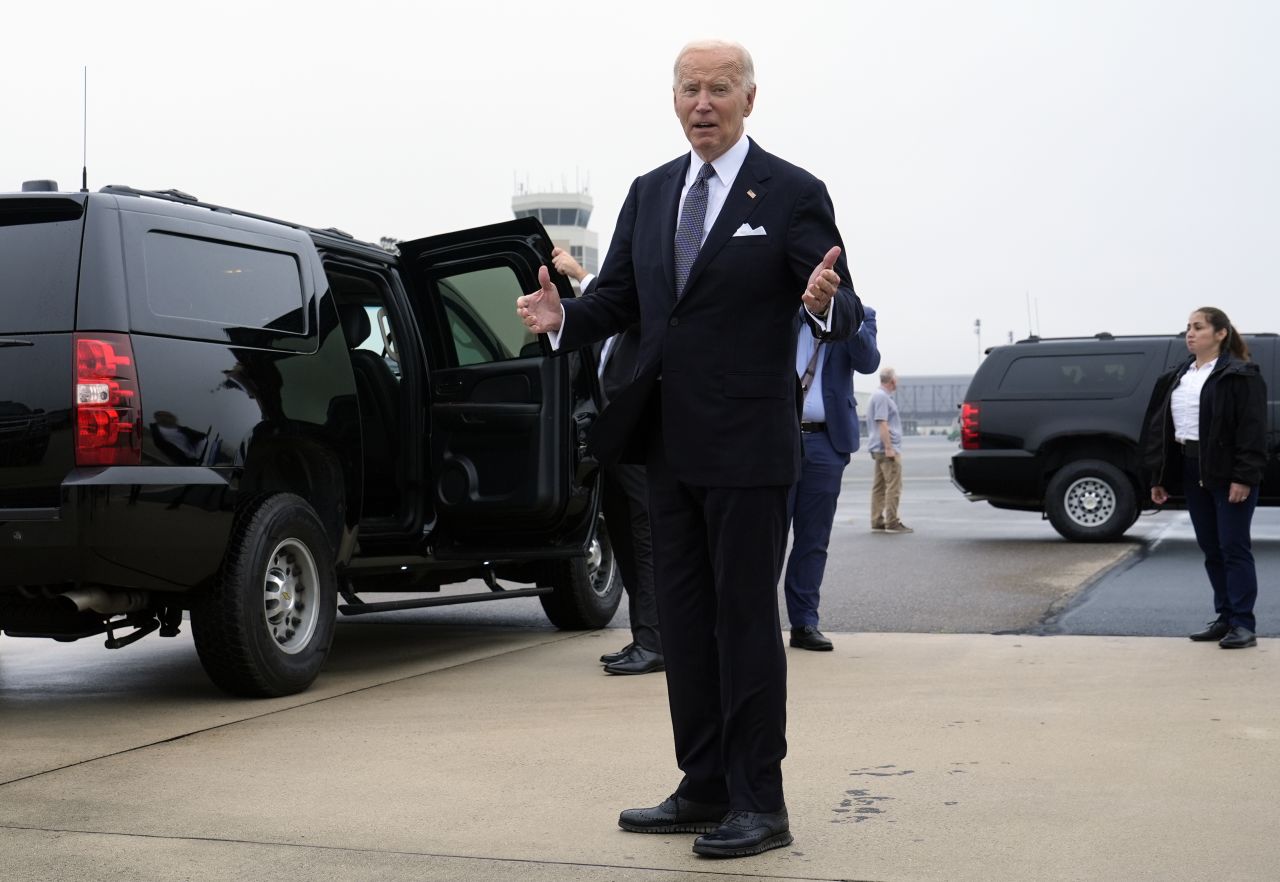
[516, 265, 564, 334]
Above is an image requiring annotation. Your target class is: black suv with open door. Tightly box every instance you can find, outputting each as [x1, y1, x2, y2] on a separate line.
[0, 183, 619, 696]
[950, 333, 1279, 541]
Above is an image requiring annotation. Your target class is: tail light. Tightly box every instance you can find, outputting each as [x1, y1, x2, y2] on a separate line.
[960, 401, 980, 450]
[75, 333, 142, 466]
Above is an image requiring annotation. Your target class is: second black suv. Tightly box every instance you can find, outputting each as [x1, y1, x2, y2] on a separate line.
[951, 332, 1279, 541]
[1, 184, 620, 696]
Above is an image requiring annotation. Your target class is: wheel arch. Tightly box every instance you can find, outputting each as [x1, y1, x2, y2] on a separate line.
[1038, 434, 1142, 500]
[236, 433, 351, 559]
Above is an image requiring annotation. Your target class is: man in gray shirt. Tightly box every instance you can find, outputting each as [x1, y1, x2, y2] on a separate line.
[866, 367, 911, 533]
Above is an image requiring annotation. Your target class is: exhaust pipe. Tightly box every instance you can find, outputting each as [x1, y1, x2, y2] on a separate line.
[57, 588, 151, 616]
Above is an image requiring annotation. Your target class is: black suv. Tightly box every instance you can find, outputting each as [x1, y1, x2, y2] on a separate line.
[0, 183, 619, 696]
[951, 333, 1279, 541]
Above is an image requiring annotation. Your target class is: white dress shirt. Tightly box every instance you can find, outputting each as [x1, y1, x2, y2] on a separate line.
[796, 326, 828, 422]
[1171, 358, 1216, 442]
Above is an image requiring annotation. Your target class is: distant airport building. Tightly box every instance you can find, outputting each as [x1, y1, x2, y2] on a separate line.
[512, 187, 598, 285]
[890, 374, 972, 435]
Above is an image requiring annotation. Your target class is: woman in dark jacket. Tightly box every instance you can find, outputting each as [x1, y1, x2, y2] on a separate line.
[1142, 307, 1267, 648]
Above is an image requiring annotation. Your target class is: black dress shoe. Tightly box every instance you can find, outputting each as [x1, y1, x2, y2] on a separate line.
[1189, 620, 1231, 642]
[1219, 626, 1257, 649]
[600, 642, 635, 664]
[789, 625, 833, 652]
[604, 645, 664, 675]
[618, 794, 728, 834]
[692, 809, 792, 858]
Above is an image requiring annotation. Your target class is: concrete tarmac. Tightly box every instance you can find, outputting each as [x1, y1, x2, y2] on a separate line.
[2, 625, 1278, 881]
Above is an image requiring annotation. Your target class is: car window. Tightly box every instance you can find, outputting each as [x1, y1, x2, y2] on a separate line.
[143, 232, 306, 335]
[0, 198, 84, 333]
[998, 353, 1148, 396]
[436, 267, 536, 366]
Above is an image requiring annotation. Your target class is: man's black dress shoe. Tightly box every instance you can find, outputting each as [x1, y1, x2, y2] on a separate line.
[1219, 626, 1257, 649]
[790, 625, 833, 652]
[604, 645, 665, 675]
[618, 794, 728, 833]
[1189, 620, 1231, 642]
[692, 809, 792, 858]
[600, 642, 635, 664]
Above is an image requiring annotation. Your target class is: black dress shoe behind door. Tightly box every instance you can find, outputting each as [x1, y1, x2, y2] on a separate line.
[604, 645, 665, 675]
[600, 642, 635, 664]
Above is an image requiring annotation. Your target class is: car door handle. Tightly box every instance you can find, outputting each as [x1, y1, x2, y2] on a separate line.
[0, 339, 35, 348]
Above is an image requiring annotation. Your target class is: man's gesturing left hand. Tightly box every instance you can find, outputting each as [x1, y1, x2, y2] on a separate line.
[802, 246, 841, 317]
[516, 265, 564, 334]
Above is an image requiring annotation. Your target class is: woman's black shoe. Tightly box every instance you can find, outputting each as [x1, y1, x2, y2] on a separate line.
[1219, 626, 1257, 649]
[1188, 620, 1231, 642]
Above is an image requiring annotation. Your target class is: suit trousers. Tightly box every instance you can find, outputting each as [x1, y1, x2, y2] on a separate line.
[784, 430, 851, 629]
[646, 426, 790, 812]
[601, 463, 661, 653]
[1182, 454, 1259, 631]
[870, 451, 904, 528]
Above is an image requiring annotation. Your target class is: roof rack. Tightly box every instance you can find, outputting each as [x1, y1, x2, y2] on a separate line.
[1011, 331, 1274, 346]
[98, 185, 363, 245]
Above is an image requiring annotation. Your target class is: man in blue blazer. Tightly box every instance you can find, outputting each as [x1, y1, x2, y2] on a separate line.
[517, 39, 862, 859]
[786, 306, 880, 651]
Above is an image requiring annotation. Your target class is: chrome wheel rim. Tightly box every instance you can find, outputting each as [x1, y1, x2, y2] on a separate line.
[262, 537, 320, 654]
[587, 515, 617, 599]
[1063, 477, 1116, 528]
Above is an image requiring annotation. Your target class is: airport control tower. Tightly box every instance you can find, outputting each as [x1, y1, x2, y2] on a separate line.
[512, 186, 597, 286]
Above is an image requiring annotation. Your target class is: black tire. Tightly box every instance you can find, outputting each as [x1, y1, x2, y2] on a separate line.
[191, 493, 337, 697]
[539, 513, 623, 629]
[1045, 459, 1137, 542]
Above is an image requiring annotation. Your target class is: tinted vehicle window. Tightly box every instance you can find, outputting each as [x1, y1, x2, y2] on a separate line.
[0, 199, 84, 333]
[143, 232, 305, 334]
[437, 267, 536, 366]
[999, 353, 1148, 396]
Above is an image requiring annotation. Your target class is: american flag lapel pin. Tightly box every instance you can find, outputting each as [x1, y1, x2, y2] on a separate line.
[747, 189, 756, 199]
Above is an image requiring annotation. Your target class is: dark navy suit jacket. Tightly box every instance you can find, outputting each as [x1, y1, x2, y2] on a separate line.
[814, 305, 879, 454]
[559, 138, 862, 487]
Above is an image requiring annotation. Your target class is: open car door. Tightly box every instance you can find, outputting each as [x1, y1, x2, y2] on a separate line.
[396, 218, 600, 560]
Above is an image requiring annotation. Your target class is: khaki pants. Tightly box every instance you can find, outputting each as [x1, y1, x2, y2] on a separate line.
[870, 451, 903, 528]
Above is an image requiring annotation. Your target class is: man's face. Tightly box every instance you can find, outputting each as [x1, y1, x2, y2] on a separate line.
[673, 47, 755, 162]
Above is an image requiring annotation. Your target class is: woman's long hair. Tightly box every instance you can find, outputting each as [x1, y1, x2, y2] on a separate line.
[1195, 306, 1251, 362]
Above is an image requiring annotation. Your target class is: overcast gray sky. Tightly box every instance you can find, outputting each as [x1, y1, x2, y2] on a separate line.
[5, 0, 1276, 375]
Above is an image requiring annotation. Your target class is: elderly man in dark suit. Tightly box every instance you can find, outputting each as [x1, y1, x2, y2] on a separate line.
[517, 39, 861, 859]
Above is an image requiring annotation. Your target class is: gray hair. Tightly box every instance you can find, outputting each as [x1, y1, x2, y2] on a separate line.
[672, 40, 756, 91]
[880, 367, 897, 385]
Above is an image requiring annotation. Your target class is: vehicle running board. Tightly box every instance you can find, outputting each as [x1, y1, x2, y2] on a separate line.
[338, 586, 552, 616]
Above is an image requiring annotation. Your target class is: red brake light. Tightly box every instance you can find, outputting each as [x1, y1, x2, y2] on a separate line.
[75, 333, 142, 466]
[960, 401, 980, 450]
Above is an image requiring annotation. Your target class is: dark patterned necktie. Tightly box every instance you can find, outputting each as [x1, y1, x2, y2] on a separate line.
[673, 162, 715, 298]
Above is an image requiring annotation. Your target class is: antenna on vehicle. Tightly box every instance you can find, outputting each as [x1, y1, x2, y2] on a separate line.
[80, 66, 89, 193]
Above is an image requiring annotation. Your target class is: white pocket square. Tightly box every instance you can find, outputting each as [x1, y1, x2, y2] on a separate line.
[732, 223, 767, 237]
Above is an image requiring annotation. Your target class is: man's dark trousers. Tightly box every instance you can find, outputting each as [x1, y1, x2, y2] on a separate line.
[601, 463, 660, 652]
[646, 420, 790, 812]
[597, 324, 661, 654]
[784, 429, 850, 628]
